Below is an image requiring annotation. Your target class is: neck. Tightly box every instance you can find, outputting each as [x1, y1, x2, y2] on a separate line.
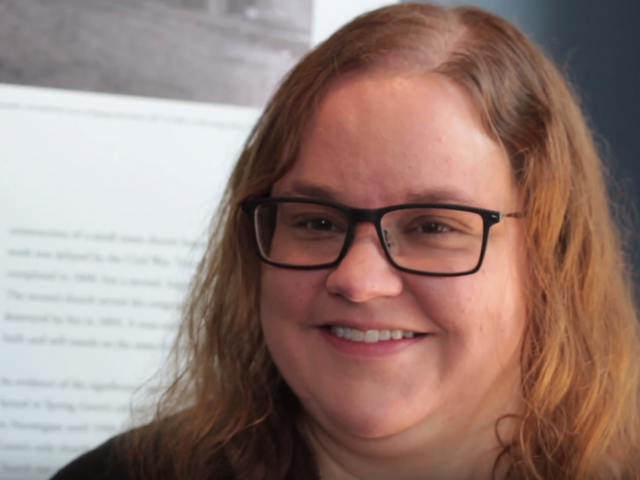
[309, 423, 509, 480]
[305, 386, 520, 480]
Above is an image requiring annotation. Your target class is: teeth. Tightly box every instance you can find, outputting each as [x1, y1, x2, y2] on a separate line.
[351, 330, 365, 342]
[330, 326, 418, 343]
[364, 330, 378, 343]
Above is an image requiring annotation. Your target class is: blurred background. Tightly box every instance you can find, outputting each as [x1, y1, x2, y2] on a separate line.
[0, 0, 312, 106]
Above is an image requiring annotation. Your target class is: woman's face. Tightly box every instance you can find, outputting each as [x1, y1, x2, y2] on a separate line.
[260, 72, 526, 445]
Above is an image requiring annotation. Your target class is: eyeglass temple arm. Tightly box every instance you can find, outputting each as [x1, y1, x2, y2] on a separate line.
[503, 212, 524, 219]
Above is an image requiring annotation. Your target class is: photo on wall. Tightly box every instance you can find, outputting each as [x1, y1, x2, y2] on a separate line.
[0, 0, 313, 107]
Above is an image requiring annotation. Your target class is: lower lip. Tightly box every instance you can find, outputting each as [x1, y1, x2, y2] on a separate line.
[319, 328, 428, 358]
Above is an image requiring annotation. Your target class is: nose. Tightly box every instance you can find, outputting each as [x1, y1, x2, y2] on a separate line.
[325, 223, 403, 303]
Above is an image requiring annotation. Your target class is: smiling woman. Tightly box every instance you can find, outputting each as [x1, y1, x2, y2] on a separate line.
[259, 71, 528, 460]
[51, 2, 640, 480]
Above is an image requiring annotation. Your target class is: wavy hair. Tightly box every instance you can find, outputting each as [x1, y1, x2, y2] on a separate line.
[123, 3, 640, 479]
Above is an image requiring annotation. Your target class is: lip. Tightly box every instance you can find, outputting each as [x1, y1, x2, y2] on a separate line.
[319, 327, 430, 358]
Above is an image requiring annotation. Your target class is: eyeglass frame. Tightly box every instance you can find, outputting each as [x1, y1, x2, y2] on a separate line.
[242, 197, 522, 277]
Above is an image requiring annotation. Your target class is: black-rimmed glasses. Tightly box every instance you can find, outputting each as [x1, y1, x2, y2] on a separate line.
[242, 197, 522, 277]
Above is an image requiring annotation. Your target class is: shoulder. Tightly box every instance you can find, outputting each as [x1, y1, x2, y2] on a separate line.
[50, 434, 130, 480]
[50, 420, 238, 480]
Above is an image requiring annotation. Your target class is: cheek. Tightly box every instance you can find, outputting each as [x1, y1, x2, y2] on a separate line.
[259, 267, 330, 401]
[407, 253, 525, 359]
[260, 266, 326, 332]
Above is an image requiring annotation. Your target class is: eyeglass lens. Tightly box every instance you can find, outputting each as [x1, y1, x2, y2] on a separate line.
[254, 202, 485, 274]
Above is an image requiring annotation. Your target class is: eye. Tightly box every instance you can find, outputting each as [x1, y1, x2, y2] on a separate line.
[295, 217, 338, 231]
[401, 215, 457, 235]
[415, 221, 452, 234]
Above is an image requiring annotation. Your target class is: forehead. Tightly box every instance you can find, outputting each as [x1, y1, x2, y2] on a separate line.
[273, 71, 516, 210]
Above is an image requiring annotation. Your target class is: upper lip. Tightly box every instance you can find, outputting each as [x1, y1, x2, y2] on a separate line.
[318, 320, 432, 334]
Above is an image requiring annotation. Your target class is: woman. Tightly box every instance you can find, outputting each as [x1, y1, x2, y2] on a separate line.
[52, 2, 640, 479]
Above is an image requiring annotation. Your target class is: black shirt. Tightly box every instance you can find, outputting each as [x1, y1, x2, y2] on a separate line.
[49, 432, 239, 480]
[50, 436, 130, 480]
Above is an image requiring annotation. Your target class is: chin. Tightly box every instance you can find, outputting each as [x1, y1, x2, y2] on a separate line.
[307, 392, 426, 440]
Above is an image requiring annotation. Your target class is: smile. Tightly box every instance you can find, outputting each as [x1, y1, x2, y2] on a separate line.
[328, 326, 423, 343]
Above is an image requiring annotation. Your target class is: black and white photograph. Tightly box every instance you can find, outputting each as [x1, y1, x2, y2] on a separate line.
[0, 0, 313, 107]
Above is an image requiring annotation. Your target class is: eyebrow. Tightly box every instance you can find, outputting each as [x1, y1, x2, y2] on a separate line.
[277, 181, 481, 207]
